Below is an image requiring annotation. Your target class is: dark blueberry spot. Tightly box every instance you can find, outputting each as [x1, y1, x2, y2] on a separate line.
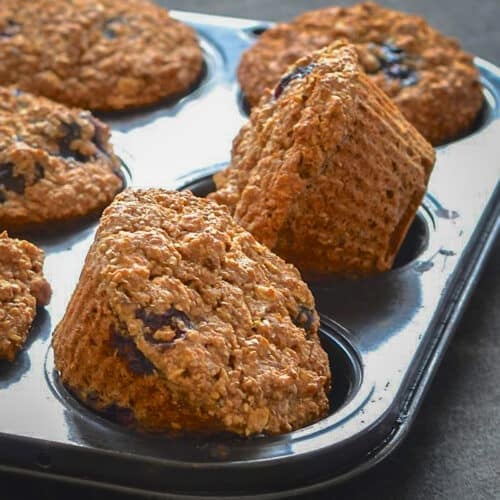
[292, 306, 315, 336]
[274, 63, 316, 100]
[0, 19, 21, 38]
[386, 64, 412, 80]
[382, 42, 404, 54]
[370, 42, 419, 87]
[10, 88, 23, 97]
[136, 307, 193, 345]
[102, 403, 135, 426]
[110, 329, 155, 375]
[401, 72, 419, 87]
[34, 163, 45, 182]
[379, 43, 405, 65]
[102, 17, 126, 39]
[58, 122, 90, 162]
[0, 162, 25, 194]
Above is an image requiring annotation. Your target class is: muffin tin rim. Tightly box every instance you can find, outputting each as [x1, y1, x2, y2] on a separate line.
[43, 318, 373, 451]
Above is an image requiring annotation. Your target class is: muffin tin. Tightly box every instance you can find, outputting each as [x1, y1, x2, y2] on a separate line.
[0, 10, 499, 499]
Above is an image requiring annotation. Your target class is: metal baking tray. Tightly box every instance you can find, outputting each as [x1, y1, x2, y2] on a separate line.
[0, 10, 499, 499]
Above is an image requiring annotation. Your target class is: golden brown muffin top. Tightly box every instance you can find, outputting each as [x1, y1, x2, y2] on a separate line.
[0, 0, 203, 110]
[238, 1, 483, 144]
[0, 87, 123, 229]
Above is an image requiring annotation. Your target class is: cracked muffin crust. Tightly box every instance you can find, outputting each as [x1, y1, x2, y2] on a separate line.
[0, 231, 51, 361]
[238, 1, 484, 145]
[0, 87, 123, 231]
[0, 0, 203, 110]
[52, 189, 330, 436]
[211, 42, 436, 277]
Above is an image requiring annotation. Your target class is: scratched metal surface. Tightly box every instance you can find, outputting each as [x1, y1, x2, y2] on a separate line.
[0, 11, 499, 498]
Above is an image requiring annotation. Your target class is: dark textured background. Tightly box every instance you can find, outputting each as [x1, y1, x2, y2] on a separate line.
[1, 1, 498, 499]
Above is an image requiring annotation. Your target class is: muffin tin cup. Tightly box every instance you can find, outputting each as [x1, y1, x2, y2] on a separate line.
[0, 10, 499, 498]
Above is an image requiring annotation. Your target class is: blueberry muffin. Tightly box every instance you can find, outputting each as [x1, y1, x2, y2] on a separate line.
[238, 1, 484, 145]
[0, 87, 123, 231]
[211, 41, 436, 277]
[0, 231, 51, 361]
[0, 0, 203, 110]
[52, 189, 330, 436]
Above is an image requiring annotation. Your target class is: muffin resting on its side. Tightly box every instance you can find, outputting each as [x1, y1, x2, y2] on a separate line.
[0, 87, 124, 231]
[210, 41, 436, 277]
[238, 1, 484, 145]
[52, 189, 330, 436]
[0, 231, 51, 361]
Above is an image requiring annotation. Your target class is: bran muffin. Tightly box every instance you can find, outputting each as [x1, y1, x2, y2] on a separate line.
[211, 41, 436, 277]
[0, 231, 51, 361]
[0, 87, 123, 231]
[0, 0, 203, 110]
[52, 189, 331, 436]
[238, 1, 484, 145]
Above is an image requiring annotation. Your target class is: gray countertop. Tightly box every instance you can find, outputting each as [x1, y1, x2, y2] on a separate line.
[1, 1, 498, 499]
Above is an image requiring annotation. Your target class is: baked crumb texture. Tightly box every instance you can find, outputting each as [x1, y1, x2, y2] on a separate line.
[0, 0, 204, 110]
[53, 189, 331, 436]
[211, 41, 436, 277]
[238, 1, 484, 145]
[0, 87, 123, 230]
[0, 231, 51, 361]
